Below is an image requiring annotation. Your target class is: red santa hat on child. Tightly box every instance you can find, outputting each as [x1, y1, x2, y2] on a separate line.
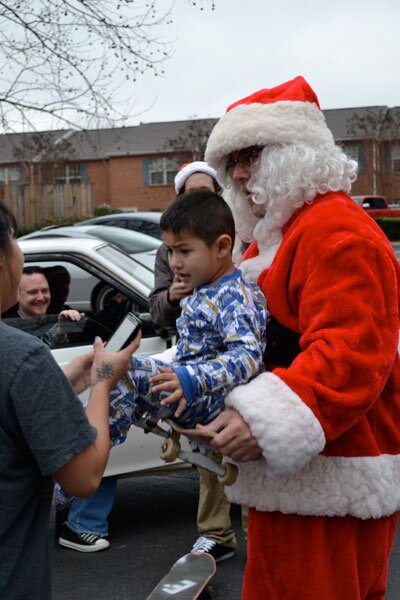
[174, 161, 219, 194]
[205, 76, 335, 169]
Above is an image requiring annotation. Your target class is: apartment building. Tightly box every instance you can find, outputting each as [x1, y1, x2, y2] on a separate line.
[0, 108, 399, 215]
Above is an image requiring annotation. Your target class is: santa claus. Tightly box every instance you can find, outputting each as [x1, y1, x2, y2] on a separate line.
[201, 76, 400, 600]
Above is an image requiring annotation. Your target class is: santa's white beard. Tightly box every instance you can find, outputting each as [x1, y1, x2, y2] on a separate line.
[223, 186, 259, 245]
[238, 227, 283, 282]
[223, 159, 313, 282]
[219, 141, 356, 282]
[237, 185, 305, 282]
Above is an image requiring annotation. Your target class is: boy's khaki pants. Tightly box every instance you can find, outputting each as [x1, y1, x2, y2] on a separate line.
[197, 453, 248, 548]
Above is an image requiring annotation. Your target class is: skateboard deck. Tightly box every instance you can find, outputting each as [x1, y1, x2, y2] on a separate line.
[146, 552, 216, 599]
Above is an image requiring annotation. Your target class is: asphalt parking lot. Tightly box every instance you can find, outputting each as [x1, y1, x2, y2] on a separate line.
[53, 471, 400, 600]
[53, 471, 246, 600]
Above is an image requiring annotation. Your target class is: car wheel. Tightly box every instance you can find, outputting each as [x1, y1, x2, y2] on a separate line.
[91, 282, 116, 313]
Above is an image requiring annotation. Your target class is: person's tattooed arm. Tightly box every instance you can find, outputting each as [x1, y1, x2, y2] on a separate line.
[91, 361, 115, 387]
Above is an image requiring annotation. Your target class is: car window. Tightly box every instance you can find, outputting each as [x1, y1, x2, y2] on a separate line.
[19, 259, 99, 313]
[96, 245, 155, 289]
[126, 220, 162, 239]
[365, 197, 386, 209]
[2, 312, 111, 350]
[105, 218, 127, 227]
[11, 256, 158, 350]
[91, 226, 160, 253]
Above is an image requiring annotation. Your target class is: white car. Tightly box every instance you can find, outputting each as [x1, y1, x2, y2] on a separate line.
[10, 237, 186, 478]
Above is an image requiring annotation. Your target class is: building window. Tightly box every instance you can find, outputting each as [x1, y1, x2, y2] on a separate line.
[54, 163, 83, 184]
[342, 144, 358, 162]
[0, 166, 22, 184]
[391, 144, 400, 173]
[145, 157, 181, 186]
[341, 143, 365, 173]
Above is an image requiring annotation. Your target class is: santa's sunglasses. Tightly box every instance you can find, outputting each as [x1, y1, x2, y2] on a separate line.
[225, 147, 263, 176]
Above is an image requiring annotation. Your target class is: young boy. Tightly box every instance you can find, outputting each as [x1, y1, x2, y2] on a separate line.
[109, 190, 267, 445]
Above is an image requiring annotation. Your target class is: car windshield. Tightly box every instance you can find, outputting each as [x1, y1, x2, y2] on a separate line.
[96, 245, 155, 289]
[86, 226, 160, 253]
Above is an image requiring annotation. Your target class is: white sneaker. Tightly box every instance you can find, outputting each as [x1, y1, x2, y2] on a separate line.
[191, 536, 235, 562]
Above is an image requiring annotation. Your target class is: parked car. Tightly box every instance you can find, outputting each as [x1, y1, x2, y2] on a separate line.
[76, 211, 163, 239]
[19, 224, 161, 283]
[7, 237, 182, 478]
[352, 196, 400, 218]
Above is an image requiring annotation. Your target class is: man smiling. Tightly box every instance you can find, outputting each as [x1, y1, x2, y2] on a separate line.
[17, 266, 51, 317]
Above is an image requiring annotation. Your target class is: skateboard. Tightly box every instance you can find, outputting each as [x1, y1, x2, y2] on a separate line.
[145, 552, 216, 599]
[139, 417, 238, 486]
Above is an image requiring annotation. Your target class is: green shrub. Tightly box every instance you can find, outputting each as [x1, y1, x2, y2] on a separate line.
[17, 204, 123, 237]
[93, 204, 123, 217]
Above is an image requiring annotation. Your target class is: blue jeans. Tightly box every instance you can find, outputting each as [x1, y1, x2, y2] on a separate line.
[67, 476, 117, 537]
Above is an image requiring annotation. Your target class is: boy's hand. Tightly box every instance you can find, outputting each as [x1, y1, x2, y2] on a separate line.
[150, 365, 187, 417]
[168, 275, 193, 305]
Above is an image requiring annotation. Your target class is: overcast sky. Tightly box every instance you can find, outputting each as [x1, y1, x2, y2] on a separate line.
[125, 0, 400, 126]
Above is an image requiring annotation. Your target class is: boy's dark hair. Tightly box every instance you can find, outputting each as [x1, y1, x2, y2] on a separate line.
[160, 190, 235, 248]
[0, 201, 18, 254]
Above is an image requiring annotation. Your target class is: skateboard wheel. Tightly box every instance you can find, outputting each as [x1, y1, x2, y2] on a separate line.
[160, 437, 180, 462]
[218, 463, 238, 486]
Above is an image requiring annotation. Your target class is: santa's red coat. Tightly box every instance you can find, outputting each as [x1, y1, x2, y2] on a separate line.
[224, 191, 400, 519]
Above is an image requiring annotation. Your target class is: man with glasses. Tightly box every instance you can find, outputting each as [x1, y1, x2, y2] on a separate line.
[200, 76, 400, 599]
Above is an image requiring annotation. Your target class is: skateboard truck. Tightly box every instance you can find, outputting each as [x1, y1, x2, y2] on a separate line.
[159, 419, 238, 486]
[138, 415, 237, 486]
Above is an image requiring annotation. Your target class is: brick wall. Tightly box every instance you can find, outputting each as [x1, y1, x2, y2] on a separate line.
[346, 140, 400, 201]
[350, 141, 374, 196]
[85, 141, 400, 209]
[88, 155, 176, 211]
[380, 141, 400, 202]
[87, 160, 110, 207]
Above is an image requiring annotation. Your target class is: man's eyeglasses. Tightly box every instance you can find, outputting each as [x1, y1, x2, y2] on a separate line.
[225, 147, 263, 175]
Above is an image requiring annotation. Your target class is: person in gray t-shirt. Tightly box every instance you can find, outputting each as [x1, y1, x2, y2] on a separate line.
[0, 201, 139, 600]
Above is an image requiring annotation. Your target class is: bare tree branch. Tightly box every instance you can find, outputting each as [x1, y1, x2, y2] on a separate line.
[0, 0, 215, 132]
[164, 117, 216, 161]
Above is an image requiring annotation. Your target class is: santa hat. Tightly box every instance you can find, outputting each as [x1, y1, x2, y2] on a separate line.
[174, 161, 219, 193]
[205, 76, 335, 169]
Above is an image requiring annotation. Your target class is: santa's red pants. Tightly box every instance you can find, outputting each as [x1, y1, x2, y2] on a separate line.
[242, 509, 398, 600]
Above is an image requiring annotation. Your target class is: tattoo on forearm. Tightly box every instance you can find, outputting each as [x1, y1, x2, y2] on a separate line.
[91, 362, 115, 386]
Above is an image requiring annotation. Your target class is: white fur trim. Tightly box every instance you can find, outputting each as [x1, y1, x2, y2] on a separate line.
[224, 453, 400, 519]
[239, 243, 281, 282]
[224, 371, 400, 518]
[174, 161, 218, 193]
[226, 372, 325, 477]
[205, 101, 335, 169]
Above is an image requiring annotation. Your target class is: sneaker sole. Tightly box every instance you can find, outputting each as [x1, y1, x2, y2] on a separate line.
[58, 537, 110, 553]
